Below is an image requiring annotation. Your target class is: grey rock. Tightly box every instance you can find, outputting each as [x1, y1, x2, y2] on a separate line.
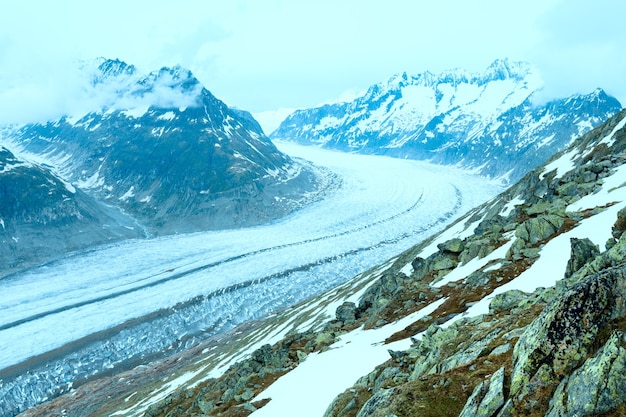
[511, 265, 626, 397]
[495, 399, 514, 417]
[489, 290, 527, 314]
[515, 214, 564, 246]
[437, 238, 465, 253]
[564, 237, 600, 279]
[356, 388, 395, 417]
[336, 302, 358, 323]
[490, 343, 512, 356]
[458, 380, 489, 417]
[613, 206, 626, 239]
[546, 331, 626, 417]
[459, 367, 506, 417]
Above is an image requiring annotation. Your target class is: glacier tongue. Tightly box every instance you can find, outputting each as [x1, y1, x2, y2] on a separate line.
[0, 143, 501, 417]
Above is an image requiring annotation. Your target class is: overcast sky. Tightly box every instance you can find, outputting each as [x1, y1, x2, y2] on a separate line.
[1, 0, 625, 125]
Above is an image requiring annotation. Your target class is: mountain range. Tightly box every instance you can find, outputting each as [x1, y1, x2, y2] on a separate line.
[4, 57, 626, 417]
[0, 59, 322, 275]
[272, 59, 622, 182]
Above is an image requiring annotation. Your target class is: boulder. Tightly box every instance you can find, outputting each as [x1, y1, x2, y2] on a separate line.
[515, 214, 565, 246]
[612, 206, 626, 239]
[437, 238, 465, 254]
[510, 265, 626, 397]
[489, 290, 527, 314]
[564, 237, 600, 279]
[546, 331, 626, 417]
[336, 302, 358, 324]
[458, 367, 505, 417]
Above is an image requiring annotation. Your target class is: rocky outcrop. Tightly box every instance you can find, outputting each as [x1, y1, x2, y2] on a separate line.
[546, 331, 626, 417]
[564, 238, 600, 278]
[510, 264, 626, 397]
[0, 146, 143, 275]
[458, 367, 505, 417]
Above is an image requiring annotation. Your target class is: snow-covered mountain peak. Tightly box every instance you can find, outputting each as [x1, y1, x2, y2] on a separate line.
[96, 58, 138, 80]
[272, 59, 619, 183]
[378, 59, 532, 94]
[483, 58, 531, 82]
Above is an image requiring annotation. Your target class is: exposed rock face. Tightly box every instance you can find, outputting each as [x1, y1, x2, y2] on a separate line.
[0, 146, 142, 274]
[458, 367, 505, 417]
[546, 331, 626, 417]
[510, 264, 626, 397]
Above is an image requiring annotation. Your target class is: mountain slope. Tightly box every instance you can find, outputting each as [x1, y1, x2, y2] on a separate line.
[63, 109, 626, 417]
[1, 59, 322, 251]
[0, 146, 143, 275]
[272, 59, 621, 182]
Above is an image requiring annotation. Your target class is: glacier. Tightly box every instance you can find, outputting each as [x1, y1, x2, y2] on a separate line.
[0, 142, 501, 416]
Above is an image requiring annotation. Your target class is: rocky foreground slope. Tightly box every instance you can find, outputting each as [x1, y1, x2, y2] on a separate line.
[20, 110, 626, 417]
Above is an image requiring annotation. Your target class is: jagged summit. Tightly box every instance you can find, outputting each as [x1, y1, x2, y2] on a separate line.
[483, 58, 531, 82]
[95, 57, 137, 79]
[379, 59, 531, 92]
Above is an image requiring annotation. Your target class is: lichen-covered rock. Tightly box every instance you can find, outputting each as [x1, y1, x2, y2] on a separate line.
[545, 331, 626, 417]
[336, 301, 358, 324]
[510, 265, 626, 397]
[438, 238, 465, 253]
[355, 388, 395, 417]
[515, 214, 565, 246]
[431, 253, 458, 271]
[459, 367, 505, 417]
[564, 237, 600, 278]
[489, 290, 527, 314]
[409, 323, 460, 380]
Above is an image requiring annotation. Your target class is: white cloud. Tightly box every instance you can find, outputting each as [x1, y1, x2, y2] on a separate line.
[0, 0, 624, 125]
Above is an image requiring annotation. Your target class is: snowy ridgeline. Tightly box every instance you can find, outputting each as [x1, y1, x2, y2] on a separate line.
[0, 143, 500, 417]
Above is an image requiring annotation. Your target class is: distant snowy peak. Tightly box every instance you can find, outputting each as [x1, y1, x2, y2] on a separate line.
[378, 58, 532, 93]
[95, 58, 138, 81]
[272, 59, 621, 183]
[71, 58, 204, 120]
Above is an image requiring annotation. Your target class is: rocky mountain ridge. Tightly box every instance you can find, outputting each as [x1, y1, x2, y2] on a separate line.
[0, 146, 142, 275]
[272, 59, 621, 182]
[28, 109, 626, 417]
[0, 59, 323, 275]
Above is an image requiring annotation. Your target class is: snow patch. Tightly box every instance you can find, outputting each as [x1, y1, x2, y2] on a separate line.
[539, 148, 579, 180]
[156, 111, 176, 121]
[121, 107, 150, 119]
[598, 116, 626, 147]
[500, 196, 525, 217]
[399, 262, 413, 276]
[118, 186, 135, 201]
[251, 298, 447, 417]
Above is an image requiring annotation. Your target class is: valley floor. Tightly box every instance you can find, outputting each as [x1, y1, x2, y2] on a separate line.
[1, 142, 501, 417]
